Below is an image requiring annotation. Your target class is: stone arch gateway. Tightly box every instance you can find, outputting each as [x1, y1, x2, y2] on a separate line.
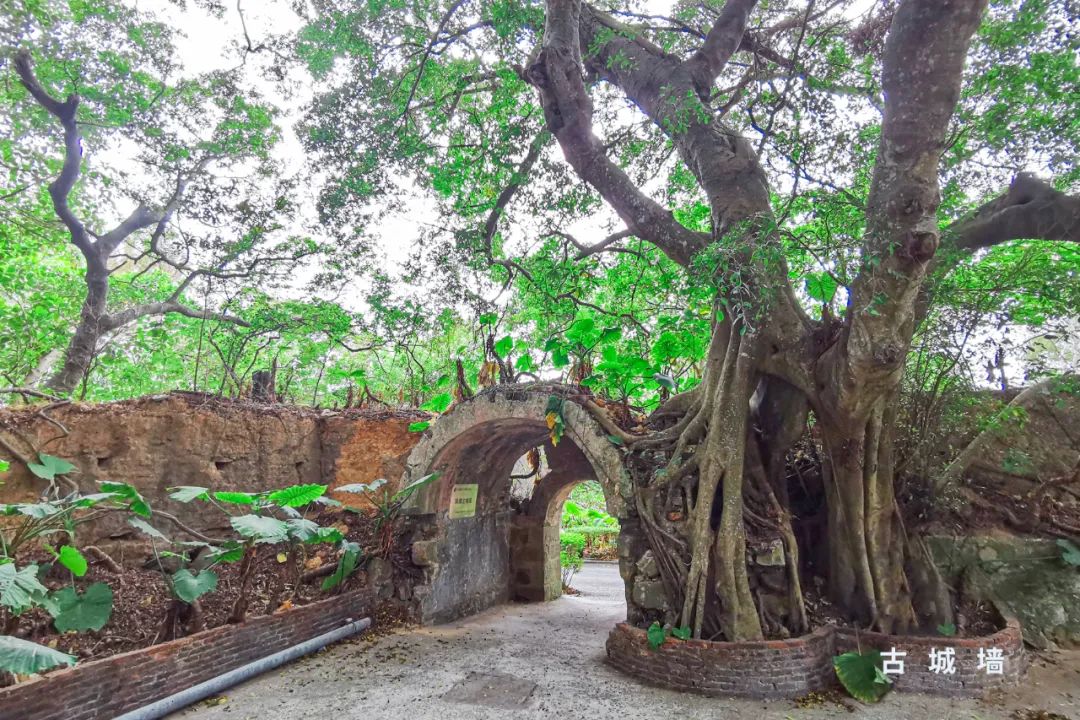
[400, 385, 637, 624]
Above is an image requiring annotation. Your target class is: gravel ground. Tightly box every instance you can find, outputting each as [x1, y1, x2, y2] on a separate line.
[171, 562, 1080, 720]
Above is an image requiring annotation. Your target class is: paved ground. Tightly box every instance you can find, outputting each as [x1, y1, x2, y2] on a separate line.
[173, 562, 1080, 720]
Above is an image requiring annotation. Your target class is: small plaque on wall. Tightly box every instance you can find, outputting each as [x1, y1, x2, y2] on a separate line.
[448, 483, 479, 519]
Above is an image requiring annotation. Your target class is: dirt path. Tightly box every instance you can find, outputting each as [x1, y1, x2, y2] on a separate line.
[172, 562, 1080, 720]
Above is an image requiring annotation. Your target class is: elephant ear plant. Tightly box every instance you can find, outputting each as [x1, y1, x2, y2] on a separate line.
[334, 471, 440, 557]
[154, 482, 357, 625]
[0, 460, 153, 676]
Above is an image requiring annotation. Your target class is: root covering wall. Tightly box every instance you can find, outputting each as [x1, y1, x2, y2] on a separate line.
[0, 393, 425, 561]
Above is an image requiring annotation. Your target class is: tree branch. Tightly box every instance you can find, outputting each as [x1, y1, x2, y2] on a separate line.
[13, 50, 94, 258]
[947, 173, 1080, 251]
[685, 0, 759, 93]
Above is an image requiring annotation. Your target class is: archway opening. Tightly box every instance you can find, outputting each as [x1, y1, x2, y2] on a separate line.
[399, 389, 631, 624]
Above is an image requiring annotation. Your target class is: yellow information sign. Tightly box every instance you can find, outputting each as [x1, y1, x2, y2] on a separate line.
[448, 483, 479, 519]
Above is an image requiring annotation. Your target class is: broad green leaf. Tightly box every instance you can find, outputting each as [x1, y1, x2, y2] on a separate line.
[598, 326, 622, 344]
[408, 421, 431, 432]
[393, 471, 440, 502]
[231, 515, 290, 543]
[805, 272, 839, 303]
[335, 478, 387, 494]
[128, 516, 170, 542]
[170, 569, 218, 603]
[285, 517, 320, 542]
[646, 621, 669, 650]
[57, 546, 87, 577]
[269, 484, 327, 507]
[13, 502, 61, 519]
[421, 392, 452, 413]
[834, 650, 890, 703]
[169, 486, 210, 502]
[566, 317, 596, 343]
[653, 373, 677, 391]
[0, 563, 48, 613]
[937, 622, 957, 637]
[0, 459, 9, 473]
[671, 626, 691, 640]
[321, 542, 361, 591]
[494, 335, 513, 356]
[0, 636, 75, 675]
[214, 491, 258, 505]
[27, 453, 76, 480]
[51, 582, 114, 632]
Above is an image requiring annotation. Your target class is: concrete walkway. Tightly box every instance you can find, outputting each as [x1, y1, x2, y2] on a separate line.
[172, 562, 1080, 720]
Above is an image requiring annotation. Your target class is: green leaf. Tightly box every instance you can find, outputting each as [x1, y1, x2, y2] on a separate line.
[494, 335, 513, 356]
[169, 486, 210, 502]
[205, 542, 245, 565]
[0, 563, 48, 613]
[393, 471, 440, 502]
[653, 372, 677, 391]
[57, 546, 87, 577]
[805, 272, 839, 303]
[128, 516, 170, 542]
[0, 459, 9, 473]
[834, 650, 890, 703]
[0, 636, 75, 675]
[285, 517, 321, 541]
[551, 346, 570, 368]
[408, 421, 431, 433]
[27, 453, 76, 480]
[937, 622, 957, 637]
[598, 326, 623, 344]
[566, 317, 596, 343]
[170, 569, 218, 603]
[606, 434, 625, 446]
[231, 515, 290, 543]
[335, 478, 387, 494]
[478, 312, 498, 326]
[99, 481, 151, 517]
[321, 542, 361, 591]
[213, 491, 258, 505]
[1057, 538, 1080, 567]
[268, 484, 327, 507]
[670, 626, 691, 640]
[51, 583, 114, 632]
[646, 621, 669, 650]
[421, 392, 453, 413]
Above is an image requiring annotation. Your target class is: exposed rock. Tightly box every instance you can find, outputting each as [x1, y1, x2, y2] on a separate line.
[754, 540, 786, 567]
[929, 534, 1080, 649]
[632, 578, 668, 610]
[635, 550, 659, 579]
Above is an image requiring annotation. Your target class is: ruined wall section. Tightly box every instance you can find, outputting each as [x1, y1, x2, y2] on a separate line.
[0, 393, 424, 555]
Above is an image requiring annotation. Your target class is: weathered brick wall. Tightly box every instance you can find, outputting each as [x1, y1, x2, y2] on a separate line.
[834, 618, 1025, 695]
[0, 590, 374, 720]
[607, 619, 1026, 699]
[606, 623, 836, 698]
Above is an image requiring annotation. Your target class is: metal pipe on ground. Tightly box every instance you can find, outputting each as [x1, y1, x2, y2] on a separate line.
[113, 617, 372, 720]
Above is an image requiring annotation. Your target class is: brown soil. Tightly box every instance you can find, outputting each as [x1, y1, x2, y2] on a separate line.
[2, 507, 399, 664]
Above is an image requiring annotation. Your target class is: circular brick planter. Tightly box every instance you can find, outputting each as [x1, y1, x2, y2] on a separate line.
[606, 618, 1025, 699]
[606, 623, 836, 699]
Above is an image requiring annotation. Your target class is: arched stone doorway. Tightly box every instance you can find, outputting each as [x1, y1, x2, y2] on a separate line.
[400, 386, 633, 624]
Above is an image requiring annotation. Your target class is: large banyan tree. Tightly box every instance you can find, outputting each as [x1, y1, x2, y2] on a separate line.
[299, 0, 1079, 639]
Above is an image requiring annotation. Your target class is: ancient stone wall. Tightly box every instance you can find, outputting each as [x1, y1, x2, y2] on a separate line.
[0, 393, 425, 559]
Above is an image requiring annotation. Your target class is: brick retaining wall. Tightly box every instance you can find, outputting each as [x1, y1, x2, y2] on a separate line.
[606, 623, 836, 698]
[607, 619, 1025, 699]
[0, 590, 374, 720]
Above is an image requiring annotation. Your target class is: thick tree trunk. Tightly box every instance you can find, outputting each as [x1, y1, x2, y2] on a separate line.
[46, 268, 109, 395]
